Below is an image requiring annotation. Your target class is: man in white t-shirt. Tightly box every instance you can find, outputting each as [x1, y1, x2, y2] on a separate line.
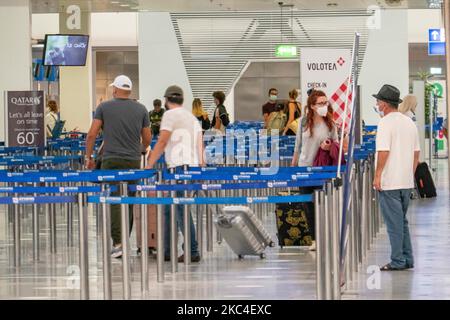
[373, 84, 421, 272]
[147, 85, 204, 263]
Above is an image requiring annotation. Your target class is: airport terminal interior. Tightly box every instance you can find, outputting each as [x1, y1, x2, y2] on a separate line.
[0, 0, 449, 302]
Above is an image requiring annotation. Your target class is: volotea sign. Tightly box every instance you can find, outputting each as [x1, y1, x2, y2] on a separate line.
[300, 48, 352, 125]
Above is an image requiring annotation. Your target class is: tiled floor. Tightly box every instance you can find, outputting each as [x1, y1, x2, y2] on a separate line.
[342, 159, 450, 300]
[0, 160, 448, 300]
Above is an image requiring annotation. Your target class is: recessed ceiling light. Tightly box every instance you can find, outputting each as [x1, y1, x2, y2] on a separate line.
[430, 67, 442, 75]
[120, 4, 130, 7]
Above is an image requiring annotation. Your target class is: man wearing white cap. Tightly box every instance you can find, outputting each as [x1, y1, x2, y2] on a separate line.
[86, 75, 151, 259]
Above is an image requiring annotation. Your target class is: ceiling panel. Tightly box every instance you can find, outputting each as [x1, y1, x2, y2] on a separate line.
[29, 0, 436, 13]
[171, 10, 371, 112]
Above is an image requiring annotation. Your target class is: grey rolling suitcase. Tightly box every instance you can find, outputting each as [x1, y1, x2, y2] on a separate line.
[215, 206, 275, 260]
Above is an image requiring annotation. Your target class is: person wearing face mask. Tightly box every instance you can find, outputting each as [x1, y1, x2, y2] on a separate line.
[372, 84, 420, 272]
[263, 88, 279, 129]
[291, 90, 338, 251]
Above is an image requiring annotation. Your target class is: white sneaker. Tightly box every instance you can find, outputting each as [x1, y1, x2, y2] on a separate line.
[309, 241, 316, 252]
[111, 245, 123, 259]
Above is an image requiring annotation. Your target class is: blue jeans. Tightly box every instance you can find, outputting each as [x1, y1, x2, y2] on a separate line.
[164, 191, 199, 257]
[379, 189, 414, 269]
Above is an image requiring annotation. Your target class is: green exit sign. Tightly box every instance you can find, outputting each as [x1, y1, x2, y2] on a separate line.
[275, 45, 298, 58]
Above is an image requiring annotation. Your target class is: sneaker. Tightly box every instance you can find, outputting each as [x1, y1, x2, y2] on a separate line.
[111, 246, 123, 259]
[308, 241, 317, 252]
[178, 254, 201, 263]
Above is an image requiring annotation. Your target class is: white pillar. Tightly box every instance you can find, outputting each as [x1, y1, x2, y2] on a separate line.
[0, 0, 32, 142]
[444, 0, 450, 181]
[359, 9, 409, 125]
[138, 12, 193, 111]
[59, 3, 92, 133]
[413, 81, 426, 162]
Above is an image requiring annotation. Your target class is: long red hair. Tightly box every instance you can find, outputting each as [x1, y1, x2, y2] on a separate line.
[305, 90, 334, 136]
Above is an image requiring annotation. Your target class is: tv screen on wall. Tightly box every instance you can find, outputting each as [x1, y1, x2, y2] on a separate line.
[43, 34, 89, 66]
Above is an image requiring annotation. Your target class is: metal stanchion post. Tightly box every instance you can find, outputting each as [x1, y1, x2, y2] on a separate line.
[50, 183, 57, 253]
[156, 171, 165, 283]
[332, 181, 341, 300]
[324, 182, 333, 300]
[196, 199, 204, 258]
[365, 163, 371, 252]
[207, 203, 214, 253]
[315, 189, 324, 300]
[120, 183, 131, 300]
[183, 165, 191, 266]
[350, 171, 357, 277]
[169, 168, 178, 273]
[140, 186, 149, 295]
[78, 193, 89, 300]
[32, 183, 39, 262]
[101, 185, 112, 300]
[361, 162, 368, 260]
[13, 200, 21, 268]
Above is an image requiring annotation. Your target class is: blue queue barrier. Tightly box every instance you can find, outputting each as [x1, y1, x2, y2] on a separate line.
[0, 196, 76, 205]
[0, 170, 157, 183]
[0, 180, 326, 195]
[88, 194, 314, 206]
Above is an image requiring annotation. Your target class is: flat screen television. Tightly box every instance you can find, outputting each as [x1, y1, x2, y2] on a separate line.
[43, 34, 90, 66]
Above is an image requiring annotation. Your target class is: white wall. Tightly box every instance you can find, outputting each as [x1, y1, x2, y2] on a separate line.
[408, 9, 443, 43]
[32, 12, 138, 47]
[90, 12, 138, 47]
[360, 9, 410, 125]
[138, 12, 193, 111]
[32, 13, 59, 40]
[0, 0, 32, 142]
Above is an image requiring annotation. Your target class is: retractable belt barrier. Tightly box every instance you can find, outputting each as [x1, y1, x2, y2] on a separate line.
[0, 170, 157, 183]
[88, 194, 314, 206]
[0, 196, 76, 205]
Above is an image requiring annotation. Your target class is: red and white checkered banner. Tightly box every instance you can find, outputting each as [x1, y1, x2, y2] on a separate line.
[330, 77, 353, 131]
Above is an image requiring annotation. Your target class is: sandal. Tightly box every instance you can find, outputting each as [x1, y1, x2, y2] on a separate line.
[380, 264, 405, 272]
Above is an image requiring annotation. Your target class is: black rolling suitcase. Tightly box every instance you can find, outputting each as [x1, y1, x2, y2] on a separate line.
[275, 192, 313, 248]
[415, 162, 437, 198]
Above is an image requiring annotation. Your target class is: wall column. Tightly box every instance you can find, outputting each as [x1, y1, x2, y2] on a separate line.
[0, 0, 32, 142]
[58, 1, 92, 132]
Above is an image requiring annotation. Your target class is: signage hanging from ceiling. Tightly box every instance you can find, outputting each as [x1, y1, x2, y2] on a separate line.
[428, 28, 446, 56]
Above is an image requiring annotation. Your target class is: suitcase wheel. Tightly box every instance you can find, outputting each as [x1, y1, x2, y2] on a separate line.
[269, 241, 276, 248]
[260, 253, 266, 260]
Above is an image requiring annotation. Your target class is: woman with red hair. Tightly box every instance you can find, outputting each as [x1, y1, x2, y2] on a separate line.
[292, 90, 338, 167]
[291, 90, 338, 251]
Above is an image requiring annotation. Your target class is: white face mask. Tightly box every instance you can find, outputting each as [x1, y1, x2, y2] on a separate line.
[316, 105, 328, 117]
[374, 105, 384, 118]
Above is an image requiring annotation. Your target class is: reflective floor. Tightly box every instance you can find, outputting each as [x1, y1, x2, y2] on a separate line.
[0, 160, 448, 300]
[343, 159, 450, 300]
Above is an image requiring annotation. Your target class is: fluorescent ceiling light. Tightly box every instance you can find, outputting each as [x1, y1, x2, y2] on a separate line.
[430, 67, 442, 75]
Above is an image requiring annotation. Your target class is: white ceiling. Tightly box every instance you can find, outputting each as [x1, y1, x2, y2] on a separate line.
[30, 0, 438, 13]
